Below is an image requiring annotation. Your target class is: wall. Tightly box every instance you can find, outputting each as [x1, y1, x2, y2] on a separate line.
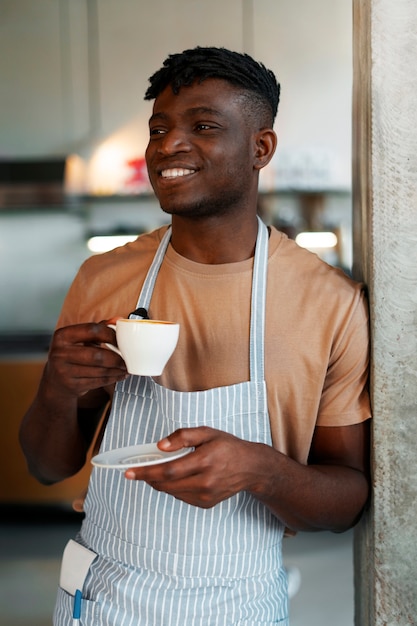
[1, 0, 352, 183]
[0, 0, 353, 334]
[352, 0, 417, 622]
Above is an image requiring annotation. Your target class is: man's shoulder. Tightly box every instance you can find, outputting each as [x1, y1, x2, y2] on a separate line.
[56, 225, 170, 327]
[269, 226, 366, 305]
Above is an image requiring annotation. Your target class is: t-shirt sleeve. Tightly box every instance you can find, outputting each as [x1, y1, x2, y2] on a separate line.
[316, 287, 372, 427]
[55, 261, 92, 329]
[55, 228, 165, 330]
[55, 253, 123, 328]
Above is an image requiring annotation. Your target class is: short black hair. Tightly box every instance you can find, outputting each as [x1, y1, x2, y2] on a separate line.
[145, 46, 280, 126]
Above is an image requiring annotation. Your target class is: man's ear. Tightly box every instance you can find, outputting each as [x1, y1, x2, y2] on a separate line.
[253, 129, 277, 170]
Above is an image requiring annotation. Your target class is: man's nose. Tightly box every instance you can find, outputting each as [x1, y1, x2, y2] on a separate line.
[157, 129, 191, 154]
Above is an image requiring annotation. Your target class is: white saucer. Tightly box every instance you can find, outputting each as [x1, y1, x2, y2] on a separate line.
[91, 443, 194, 469]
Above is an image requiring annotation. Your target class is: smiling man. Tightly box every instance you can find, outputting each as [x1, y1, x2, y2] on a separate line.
[20, 47, 371, 626]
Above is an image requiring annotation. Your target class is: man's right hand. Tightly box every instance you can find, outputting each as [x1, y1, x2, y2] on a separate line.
[44, 321, 128, 399]
[19, 321, 127, 484]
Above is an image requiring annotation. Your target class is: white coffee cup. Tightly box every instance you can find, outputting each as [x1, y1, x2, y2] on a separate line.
[106, 318, 180, 376]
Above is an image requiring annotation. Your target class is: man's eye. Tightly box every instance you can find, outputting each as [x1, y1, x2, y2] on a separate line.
[149, 128, 166, 136]
[196, 123, 215, 131]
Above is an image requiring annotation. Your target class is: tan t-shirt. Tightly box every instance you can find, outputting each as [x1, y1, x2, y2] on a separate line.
[57, 225, 371, 464]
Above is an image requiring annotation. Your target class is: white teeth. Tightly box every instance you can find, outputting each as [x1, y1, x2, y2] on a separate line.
[161, 168, 195, 178]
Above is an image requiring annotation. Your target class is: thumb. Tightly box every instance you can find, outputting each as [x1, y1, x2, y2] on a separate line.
[158, 426, 214, 451]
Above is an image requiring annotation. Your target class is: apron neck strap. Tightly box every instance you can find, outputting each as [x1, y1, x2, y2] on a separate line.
[134, 216, 268, 382]
[249, 216, 268, 382]
[132, 226, 172, 315]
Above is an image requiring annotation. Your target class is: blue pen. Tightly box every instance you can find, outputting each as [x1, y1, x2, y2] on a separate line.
[73, 589, 82, 625]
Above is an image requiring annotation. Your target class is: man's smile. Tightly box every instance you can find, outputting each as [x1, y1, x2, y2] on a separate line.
[160, 168, 197, 179]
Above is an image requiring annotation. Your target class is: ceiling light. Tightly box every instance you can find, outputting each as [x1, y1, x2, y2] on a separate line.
[295, 231, 338, 250]
[87, 234, 138, 254]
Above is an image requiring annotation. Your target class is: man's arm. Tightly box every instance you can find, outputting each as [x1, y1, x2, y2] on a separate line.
[251, 421, 371, 532]
[19, 322, 127, 484]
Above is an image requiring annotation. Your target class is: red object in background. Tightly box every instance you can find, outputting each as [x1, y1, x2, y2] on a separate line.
[125, 157, 149, 188]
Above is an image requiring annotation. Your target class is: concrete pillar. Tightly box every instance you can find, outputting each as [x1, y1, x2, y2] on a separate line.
[352, 0, 417, 624]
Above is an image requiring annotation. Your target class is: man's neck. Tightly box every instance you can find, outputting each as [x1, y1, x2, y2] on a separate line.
[170, 214, 259, 264]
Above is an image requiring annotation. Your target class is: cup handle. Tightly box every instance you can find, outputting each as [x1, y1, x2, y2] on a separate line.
[104, 324, 123, 357]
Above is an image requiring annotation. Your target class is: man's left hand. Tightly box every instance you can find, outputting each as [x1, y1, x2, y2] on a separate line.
[125, 426, 261, 508]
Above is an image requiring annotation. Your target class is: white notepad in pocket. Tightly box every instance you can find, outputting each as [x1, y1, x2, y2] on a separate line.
[59, 539, 97, 596]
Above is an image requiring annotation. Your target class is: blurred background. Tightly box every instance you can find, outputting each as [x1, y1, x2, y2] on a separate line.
[0, 1, 356, 624]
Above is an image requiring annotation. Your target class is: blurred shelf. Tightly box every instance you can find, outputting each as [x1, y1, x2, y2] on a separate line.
[0, 332, 52, 357]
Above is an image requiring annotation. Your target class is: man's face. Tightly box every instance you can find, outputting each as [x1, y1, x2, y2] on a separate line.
[145, 78, 259, 219]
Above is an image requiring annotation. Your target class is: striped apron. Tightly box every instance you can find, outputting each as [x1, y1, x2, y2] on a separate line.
[54, 217, 288, 625]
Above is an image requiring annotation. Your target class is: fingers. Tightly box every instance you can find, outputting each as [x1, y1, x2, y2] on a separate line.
[125, 455, 224, 509]
[125, 443, 201, 483]
[125, 428, 250, 508]
[53, 322, 119, 349]
[44, 322, 128, 397]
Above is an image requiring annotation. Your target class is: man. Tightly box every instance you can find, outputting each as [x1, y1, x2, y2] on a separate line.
[20, 47, 371, 625]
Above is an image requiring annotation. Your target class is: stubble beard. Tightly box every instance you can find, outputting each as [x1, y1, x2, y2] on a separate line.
[158, 187, 247, 221]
